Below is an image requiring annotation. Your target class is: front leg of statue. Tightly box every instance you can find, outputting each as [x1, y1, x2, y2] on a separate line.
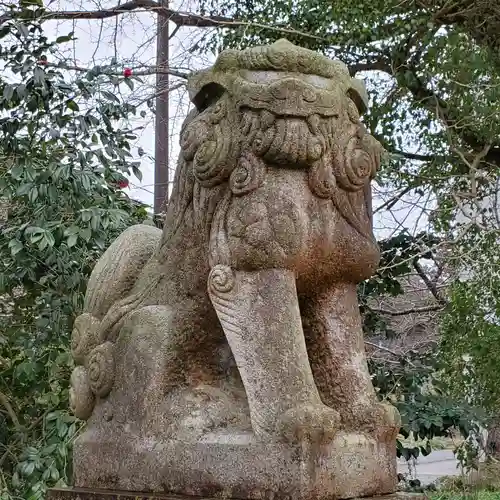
[208, 265, 340, 444]
[300, 283, 401, 441]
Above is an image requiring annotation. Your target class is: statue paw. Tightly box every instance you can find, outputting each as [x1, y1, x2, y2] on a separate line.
[277, 403, 341, 444]
[354, 402, 401, 440]
[378, 402, 401, 439]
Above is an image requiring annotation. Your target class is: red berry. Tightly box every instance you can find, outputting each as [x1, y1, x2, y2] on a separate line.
[123, 67, 132, 78]
[117, 179, 129, 189]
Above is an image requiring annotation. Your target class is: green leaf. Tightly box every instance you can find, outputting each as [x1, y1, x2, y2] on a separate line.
[66, 99, 79, 112]
[64, 225, 80, 236]
[132, 164, 142, 181]
[8, 238, 23, 256]
[90, 213, 101, 231]
[17, 23, 30, 38]
[16, 83, 27, 98]
[34, 66, 45, 84]
[81, 210, 92, 223]
[124, 78, 134, 91]
[67, 233, 78, 247]
[67, 422, 77, 439]
[58, 442, 68, 458]
[10, 163, 24, 179]
[56, 417, 67, 438]
[44, 231, 55, 248]
[80, 227, 92, 242]
[3, 84, 14, 101]
[23, 461, 35, 477]
[50, 466, 60, 481]
[101, 90, 119, 103]
[29, 186, 39, 202]
[16, 182, 32, 195]
[56, 33, 74, 44]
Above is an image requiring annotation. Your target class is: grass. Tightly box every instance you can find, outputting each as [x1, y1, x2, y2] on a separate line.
[427, 462, 500, 500]
[431, 493, 500, 500]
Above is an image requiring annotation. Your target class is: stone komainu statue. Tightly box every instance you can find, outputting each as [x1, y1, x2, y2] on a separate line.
[69, 40, 401, 500]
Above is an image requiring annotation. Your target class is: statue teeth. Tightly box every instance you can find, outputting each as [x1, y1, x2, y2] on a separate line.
[307, 114, 320, 134]
[260, 110, 275, 129]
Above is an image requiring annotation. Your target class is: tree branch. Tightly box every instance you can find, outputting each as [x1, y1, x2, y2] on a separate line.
[43, 61, 188, 79]
[364, 340, 402, 357]
[0, 391, 20, 431]
[0, 0, 234, 27]
[0, 410, 48, 468]
[370, 304, 445, 316]
[364, 341, 417, 366]
[391, 149, 437, 162]
[413, 258, 448, 306]
[395, 63, 500, 165]
[373, 186, 412, 214]
[0, 1, 332, 43]
[349, 59, 392, 76]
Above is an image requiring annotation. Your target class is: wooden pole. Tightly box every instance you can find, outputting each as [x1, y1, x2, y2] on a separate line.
[154, 1, 169, 218]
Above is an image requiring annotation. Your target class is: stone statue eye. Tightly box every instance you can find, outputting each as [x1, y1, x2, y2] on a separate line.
[193, 82, 226, 113]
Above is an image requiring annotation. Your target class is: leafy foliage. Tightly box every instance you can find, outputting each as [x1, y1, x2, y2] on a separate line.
[441, 229, 500, 413]
[358, 231, 442, 337]
[370, 348, 484, 461]
[0, 6, 148, 499]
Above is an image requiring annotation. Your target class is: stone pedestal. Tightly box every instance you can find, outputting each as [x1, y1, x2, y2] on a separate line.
[47, 487, 429, 500]
[72, 430, 397, 500]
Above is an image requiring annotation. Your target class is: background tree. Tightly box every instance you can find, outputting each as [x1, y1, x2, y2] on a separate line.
[0, 5, 149, 498]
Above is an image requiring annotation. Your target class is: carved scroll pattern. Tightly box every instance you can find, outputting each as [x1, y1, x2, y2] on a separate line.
[69, 313, 114, 420]
[191, 97, 242, 188]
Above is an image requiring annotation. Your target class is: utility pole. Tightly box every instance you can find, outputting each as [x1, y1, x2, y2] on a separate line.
[154, 2, 169, 218]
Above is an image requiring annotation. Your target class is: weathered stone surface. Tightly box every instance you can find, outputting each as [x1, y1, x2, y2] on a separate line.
[48, 488, 429, 500]
[69, 39, 400, 499]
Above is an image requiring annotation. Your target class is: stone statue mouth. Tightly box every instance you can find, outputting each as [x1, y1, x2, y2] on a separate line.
[246, 112, 326, 168]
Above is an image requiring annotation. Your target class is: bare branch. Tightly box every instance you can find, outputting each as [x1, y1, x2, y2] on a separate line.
[42, 61, 188, 79]
[370, 304, 445, 316]
[391, 149, 437, 162]
[0, 1, 331, 43]
[412, 259, 448, 306]
[135, 81, 185, 106]
[349, 59, 392, 76]
[364, 341, 417, 367]
[0, 1, 234, 28]
[373, 186, 412, 214]
[364, 340, 402, 357]
[0, 391, 20, 431]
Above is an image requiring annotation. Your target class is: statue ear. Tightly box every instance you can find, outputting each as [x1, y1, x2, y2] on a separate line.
[192, 82, 226, 112]
[347, 78, 369, 115]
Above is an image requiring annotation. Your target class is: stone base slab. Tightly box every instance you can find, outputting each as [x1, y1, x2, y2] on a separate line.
[47, 487, 429, 500]
[72, 430, 398, 500]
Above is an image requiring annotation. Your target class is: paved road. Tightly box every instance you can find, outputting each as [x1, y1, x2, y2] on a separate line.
[397, 450, 461, 486]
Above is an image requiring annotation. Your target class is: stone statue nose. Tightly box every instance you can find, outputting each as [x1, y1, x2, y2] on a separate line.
[268, 78, 317, 104]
